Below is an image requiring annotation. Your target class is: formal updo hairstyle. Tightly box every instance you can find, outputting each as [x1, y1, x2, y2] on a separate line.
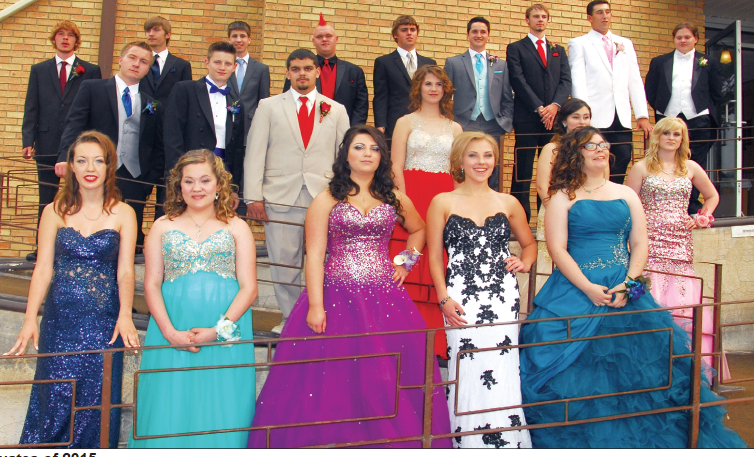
[329, 125, 403, 221]
[552, 98, 592, 143]
[408, 65, 455, 120]
[163, 149, 237, 223]
[55, 131, 121, 219]
[642, 116, 691, 177]
[548, 126, 607, 201]
[449, 131, 500, 183]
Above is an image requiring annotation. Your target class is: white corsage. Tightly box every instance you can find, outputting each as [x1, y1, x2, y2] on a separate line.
[215, 315, 241, 347]
[394, 247, 422, 272]
[698, 56, 709, 67]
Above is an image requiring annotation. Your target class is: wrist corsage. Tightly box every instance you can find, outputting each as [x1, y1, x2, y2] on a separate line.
[394, 247, 422, 272]
[215, 315, 241, 347]
[695, 210, 715, 228]
[622, 275, 651, 300]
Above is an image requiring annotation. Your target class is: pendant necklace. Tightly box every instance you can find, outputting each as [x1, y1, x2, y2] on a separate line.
[81, 206, 104, 221]
[583, 178, 607, 194]
[188, 212, 214, 238]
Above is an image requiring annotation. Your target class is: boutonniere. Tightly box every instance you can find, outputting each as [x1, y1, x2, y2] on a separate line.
[548, 41, 560, 57]
[488, 55, 499, 67]
[698, 56, 709, 67]
[70, 64, 85, 78]
[227, 100, 240, 121]
[142, 100, 158, 115]
[319, 101, 331, 123]
[614, 42, 625, 55]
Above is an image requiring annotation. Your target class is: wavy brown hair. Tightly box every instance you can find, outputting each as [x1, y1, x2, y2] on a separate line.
[642, 117, 690, 177]
[164, 149, 237, 223]
[548, 126, 606, 201]
[408, 65, 454, 120]
[54, 131, 121, 219]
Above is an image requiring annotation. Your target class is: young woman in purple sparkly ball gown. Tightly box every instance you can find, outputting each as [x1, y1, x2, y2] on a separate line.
[5, 132, 140, 448]
[627, 116, 729, 379]
[247, 125, 452, 448]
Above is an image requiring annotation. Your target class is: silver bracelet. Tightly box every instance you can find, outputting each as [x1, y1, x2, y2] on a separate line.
[438, 296, 451, 310]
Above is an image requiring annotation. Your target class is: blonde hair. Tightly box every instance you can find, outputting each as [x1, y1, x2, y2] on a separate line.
[642, 117, 691, 177]
[449, 131, 500, 183]
[164, 149, 237, 223]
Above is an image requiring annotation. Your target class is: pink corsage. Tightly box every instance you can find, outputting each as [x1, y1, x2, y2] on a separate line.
[614, 42, 625, 55]
[695, 210, 715, 228]
[488, 55, 499, 67]
[394, 247, 422, 272]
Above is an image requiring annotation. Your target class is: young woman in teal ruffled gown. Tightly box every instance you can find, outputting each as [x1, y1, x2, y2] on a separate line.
[128, 149, 258, 448]
[519, 126, 746, 448]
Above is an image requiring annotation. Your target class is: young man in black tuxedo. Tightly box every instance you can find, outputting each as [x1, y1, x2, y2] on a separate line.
[373, 15, 436, 138]
[55, 42, 163, 249]
[163, 42, 245, 206]
[22, 20, 102, 261]
[645, 22, 722, 214]
[282, 14, 368, 126]
[507, 4, 571, 220]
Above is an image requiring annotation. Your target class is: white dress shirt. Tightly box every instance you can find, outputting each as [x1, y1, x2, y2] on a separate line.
[290, 87, 317, 115]
[236, 54, 249, 78]
[396, 46, 418, 72]
[114, 74, 139, 108]
[528, 32, 547, 65]
[205, 76, 228, 149]
[55, 54, 76, 78]
[660, 49, 709, 119]
[152, 48, 169, 74]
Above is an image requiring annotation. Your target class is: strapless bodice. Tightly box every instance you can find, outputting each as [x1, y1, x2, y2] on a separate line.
[161, 229, 236, 282]
[566, 199, 631, 271]
[324, 202, 397, 283]
[640, 175, 693, 263]
[405, 114, 453, 173]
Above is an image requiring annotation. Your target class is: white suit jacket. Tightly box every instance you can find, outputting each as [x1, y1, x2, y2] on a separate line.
[568, 30, 648, 129]
[244, 90, 349, 210]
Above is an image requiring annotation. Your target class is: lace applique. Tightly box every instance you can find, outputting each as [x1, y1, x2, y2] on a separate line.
[579, 218, 630, 270]
[162, 229, 236, 282]
[404, 113, 453, 173]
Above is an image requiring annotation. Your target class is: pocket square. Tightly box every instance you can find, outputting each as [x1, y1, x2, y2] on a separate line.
[494, 70, 503, 74]
[170, 67, 177, 73]
[553, 52, 559, 57]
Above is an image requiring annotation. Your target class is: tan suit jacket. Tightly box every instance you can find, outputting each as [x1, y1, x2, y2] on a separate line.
[244, 90, 349, 210]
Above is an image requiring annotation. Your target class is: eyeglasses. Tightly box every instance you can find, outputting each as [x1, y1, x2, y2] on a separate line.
[582, 142, 610, 151]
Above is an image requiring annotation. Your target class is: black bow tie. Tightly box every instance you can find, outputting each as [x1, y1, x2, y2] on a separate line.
[206, 79, 230, 96]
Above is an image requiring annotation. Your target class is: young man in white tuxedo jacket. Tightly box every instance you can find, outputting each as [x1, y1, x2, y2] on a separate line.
[244, 49, 349, 334]
[568, 0, 652, 184]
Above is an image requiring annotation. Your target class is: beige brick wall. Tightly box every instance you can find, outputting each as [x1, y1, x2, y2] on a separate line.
[0, 0, 705, 256]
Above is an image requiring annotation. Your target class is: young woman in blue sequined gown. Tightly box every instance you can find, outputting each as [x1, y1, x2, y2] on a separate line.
[519, 127, 746, 448]
[128, 150, 258, 448]
[6, 132, 140, 448]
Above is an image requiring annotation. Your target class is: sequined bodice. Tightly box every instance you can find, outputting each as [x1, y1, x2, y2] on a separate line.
[324, 203, 397, 283]
[404, 114, 453, 173]
[640, 175, 693, 263]
[162, 229, 236, 282]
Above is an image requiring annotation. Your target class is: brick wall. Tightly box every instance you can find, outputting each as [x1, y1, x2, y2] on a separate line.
[0, 0, 705, 256]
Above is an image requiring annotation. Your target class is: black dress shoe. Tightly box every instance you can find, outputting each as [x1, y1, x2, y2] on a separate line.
[25, 252, 37, 262]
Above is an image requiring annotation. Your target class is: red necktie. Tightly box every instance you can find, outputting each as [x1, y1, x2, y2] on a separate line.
[59, 61, 68, 93]
[298, 96, 313, 149]
[322, 59, 332, 79]
[536, 40, 547, 68]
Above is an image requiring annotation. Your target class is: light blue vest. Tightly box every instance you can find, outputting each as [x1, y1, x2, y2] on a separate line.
[471, 53, 495, 122]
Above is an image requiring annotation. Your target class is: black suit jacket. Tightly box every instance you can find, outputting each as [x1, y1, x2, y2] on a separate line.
[283, 56, 369, 126]
[228, 57, 270, 146]
[645, 50, 722, 126]
[507, 37, 571, 127]
[373, 50, 436, 137]
[56, 78, 164, 180]
[22, 57, 102, 164]
[164, 78, 245, 187]
[139, 52, 192, 110]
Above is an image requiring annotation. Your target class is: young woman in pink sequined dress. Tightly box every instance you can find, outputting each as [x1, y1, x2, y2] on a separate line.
[626, 116, 727, 378]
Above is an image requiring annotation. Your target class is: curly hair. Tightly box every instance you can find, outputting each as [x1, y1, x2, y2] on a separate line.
[548, 126, 606, 201]
[552, 98, 591, 143]
[642, 117, 691, 177]
[449, 131, 499, 183]
[408, 65, 454, 120]
[328, 125, 404, 222]
[54, 131, 121, 219]
[163, 149, 237, 223]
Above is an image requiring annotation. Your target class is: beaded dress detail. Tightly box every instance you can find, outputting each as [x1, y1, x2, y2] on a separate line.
[249, 202, 452, 448]
[20, 228, 123, 448]
[129, 228, 255, 448]
[404, 113, 453, 173]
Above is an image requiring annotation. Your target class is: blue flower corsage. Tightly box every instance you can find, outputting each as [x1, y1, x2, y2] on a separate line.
[143, 100, 158, 115]
[215, 315, 241, 347]
[227, 100, 241, 114]
[623, 275, 651, 300]
[393, 247, 422, 272]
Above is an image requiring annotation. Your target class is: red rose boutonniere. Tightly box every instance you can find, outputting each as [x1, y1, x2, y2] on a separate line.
[319, 101, 331, 123]
[548, 41, 559, 57]
[71, 64, 85, 78]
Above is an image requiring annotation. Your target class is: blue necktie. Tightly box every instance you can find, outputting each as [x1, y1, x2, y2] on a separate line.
[151, 54, 160, 81]
[207, 79, 230, 96]
[475, 53, 484, 74]
[236, 58, 246, 91]
[122, 87, 132, 117]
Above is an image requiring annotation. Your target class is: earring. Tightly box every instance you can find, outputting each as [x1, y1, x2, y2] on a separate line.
[215, 193, 219, 200]
[562, 123, 567, 128]
[461, 168, 465, 177]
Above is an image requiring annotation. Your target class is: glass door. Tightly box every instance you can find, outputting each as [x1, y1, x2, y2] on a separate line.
[707, 21, 743, 217]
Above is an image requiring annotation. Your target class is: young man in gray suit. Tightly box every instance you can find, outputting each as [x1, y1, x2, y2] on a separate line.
[244, 49, 349, 334]
[445, 16, 514, 189]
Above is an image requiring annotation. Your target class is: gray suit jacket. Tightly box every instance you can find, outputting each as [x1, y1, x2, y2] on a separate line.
[445, 51, 514, 132]
[228, 57, 271, 146]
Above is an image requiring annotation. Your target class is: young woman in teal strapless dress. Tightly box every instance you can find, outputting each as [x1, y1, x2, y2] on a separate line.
[519, 126, 746, 448]
[128, 149, 257, 448]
